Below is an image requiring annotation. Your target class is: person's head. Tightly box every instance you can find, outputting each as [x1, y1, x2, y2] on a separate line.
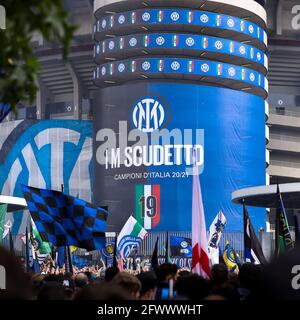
[75, 283, 130, 300]
[238, 263, 263, 295]
[208, 282, 240, 301]
[30, 273, 44, 297]
[75, 272, 89, 288]
[111, 272, 141, 299]
[105, 266, 120, 282]
[176, 274, 211, 300]
[155, 263, 178, 282]
[85, 271, 93, 282]
[211, 264, 228, 288]
[137, 271, 157, 300]
[37, 281, 68, 300]
[0, 247, 33, 299]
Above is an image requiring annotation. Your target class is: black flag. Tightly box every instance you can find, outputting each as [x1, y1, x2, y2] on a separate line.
[243, 204, 267, 265]
[9, 230, 14, 255]
[113, 235, 118, 268]
[151, 237, 159, 271]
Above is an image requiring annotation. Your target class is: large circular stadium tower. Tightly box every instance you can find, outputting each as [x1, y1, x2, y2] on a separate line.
[92, 0, 269, 233]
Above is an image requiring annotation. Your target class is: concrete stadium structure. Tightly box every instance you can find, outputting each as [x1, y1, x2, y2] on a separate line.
[3, 0, 300, 231]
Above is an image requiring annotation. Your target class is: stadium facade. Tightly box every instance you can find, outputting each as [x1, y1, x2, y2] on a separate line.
[1, 0, 300, 246]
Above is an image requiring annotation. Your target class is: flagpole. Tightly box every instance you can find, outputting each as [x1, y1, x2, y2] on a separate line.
[242, 199, 246, 263]
[165, 232, 169, 263]
[275, 183, 280, 257]
[113, 234, 118, 268]
[60, 183, 73, 274]
[25, 227, 30, 272]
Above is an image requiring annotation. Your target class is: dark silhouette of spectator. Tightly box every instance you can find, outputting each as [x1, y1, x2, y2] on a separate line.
[111, 272, 141, 299]
[137, 271, 157, 300]
[209, 282, 240, 301]
[155, 263, 178, 282]
[105, 266, 120, 282]
[238, 263, 263, 301]
[37, 281, 68, 300]
[0, 247, 33, 299]
[75, 283, 129, 300]
[175, 274, 211, 300]
[75, 272, 89, 289]
[211, 264, 228, 290]
[155, 263, 178, 300]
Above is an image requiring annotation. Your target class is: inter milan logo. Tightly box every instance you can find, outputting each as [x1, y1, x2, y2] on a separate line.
[227, 18, 235, 28]
[101, 67, 106, 76]
[142, 12, 151, 22]
[257, 52, 262, 61]
[142, 61, 151, 71]
[228, 67, 236, 77]
[201, 63, 210, 73]
[215, 40, 223, 50]
[186, 37, 195, 47]
[239, 46, 246, 55]
[171, 12, 180, 21]
[118, 15, 125, 24]
[156, 36, 165, 46]
[132, 97, 166, 133]
[200, 14, 209, 23]
[129, 37, 137, 47]
[108, 41, 115, 50]
[118, 63, 125, 73]
[250, 73, 255, 82]
[171, 61, 180, 70]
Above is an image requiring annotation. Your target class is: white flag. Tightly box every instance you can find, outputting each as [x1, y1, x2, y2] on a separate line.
[192, 152, 210, 278]
[117, 216, 148, 259]
[3, 219, 12, 239]
[208, 211, 227, 265]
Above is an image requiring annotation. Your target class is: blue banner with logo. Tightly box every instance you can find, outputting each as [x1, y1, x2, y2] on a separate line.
[0, 120, 93, 242]
[93, 82, 266, 232]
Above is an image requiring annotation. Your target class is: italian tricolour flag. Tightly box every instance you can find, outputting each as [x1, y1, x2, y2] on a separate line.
[157, 10, 164, 22]
[144, 35, 150, 47]
[117, 216, 148, 258]
[187, 11, 194, 23]
[172, 35, 179, 47]
[188, 60, 195, 73]
[119, 37, 125, 49]
[157, 59, 164, 72]
[202, 37, 209, 49]
[135, 184, 160, 230]
[131, 12, 137, 24]
[217, 63, 223, 76]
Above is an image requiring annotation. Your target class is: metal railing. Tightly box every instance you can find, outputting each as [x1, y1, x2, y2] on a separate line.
[270, 106, 300, 118]
[270, 133, 300, 143]
[270, 159, 300, 169]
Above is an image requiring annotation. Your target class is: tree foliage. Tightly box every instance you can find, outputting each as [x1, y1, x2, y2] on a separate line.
[0, 0, 76, 110]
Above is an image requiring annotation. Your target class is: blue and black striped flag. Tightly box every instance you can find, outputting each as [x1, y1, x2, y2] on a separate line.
[0, 103, 11, 123]
[21, 185, 109, 252]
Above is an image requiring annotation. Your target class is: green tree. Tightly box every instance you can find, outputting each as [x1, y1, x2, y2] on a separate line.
[0, 0, 76, 111]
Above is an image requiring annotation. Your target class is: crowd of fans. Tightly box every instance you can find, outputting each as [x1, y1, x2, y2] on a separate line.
[0, 245, 272, 301]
